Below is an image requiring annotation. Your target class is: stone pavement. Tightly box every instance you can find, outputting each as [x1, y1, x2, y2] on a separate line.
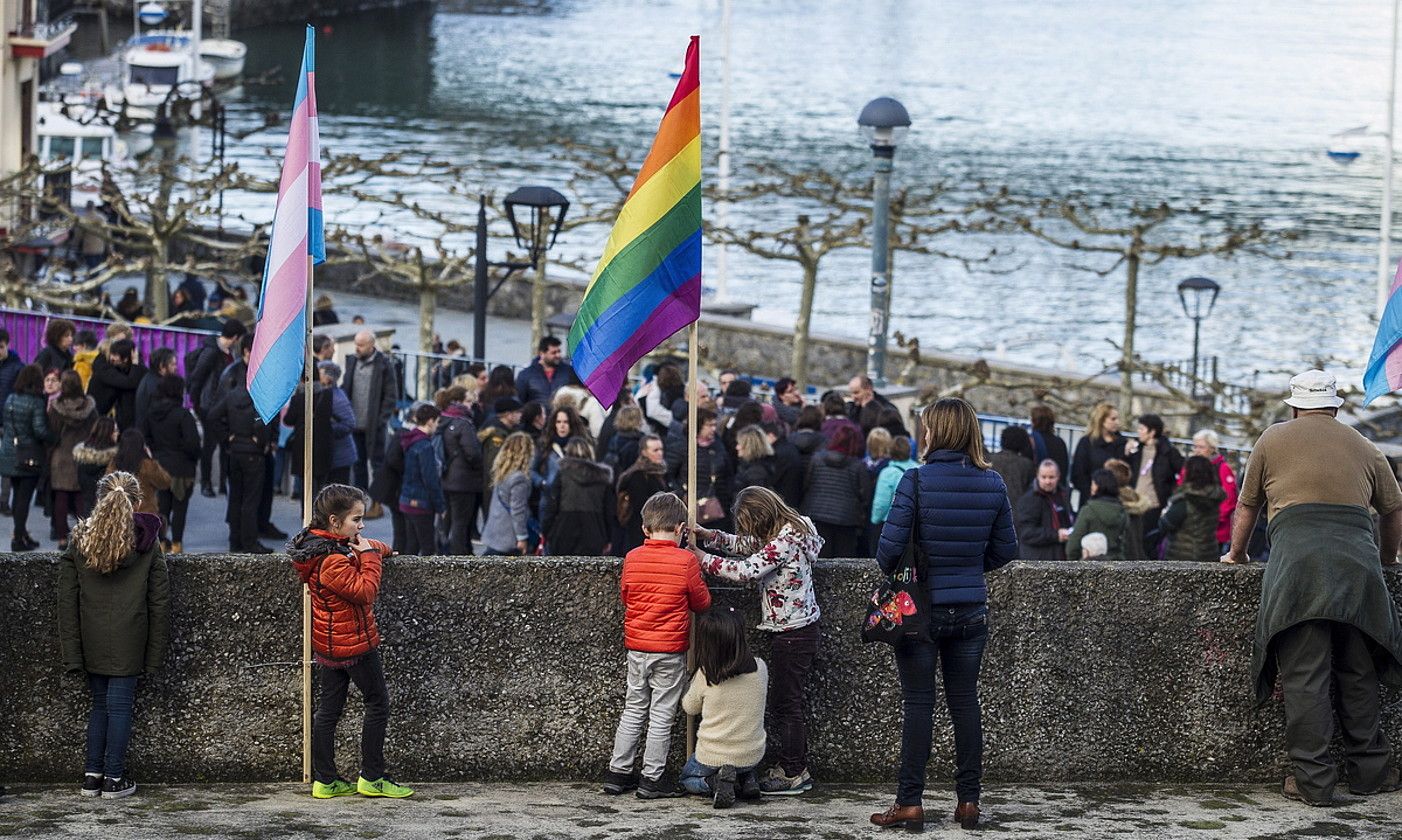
[2, 782, 1401, 839]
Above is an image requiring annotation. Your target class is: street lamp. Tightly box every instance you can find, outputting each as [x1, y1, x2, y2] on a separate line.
[1176, 276, 1221, 408]
[471, 194, 535, 363]
[504, 186, 570, 354]
[858, 96, 910, 388]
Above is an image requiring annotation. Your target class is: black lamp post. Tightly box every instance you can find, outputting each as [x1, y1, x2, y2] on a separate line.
[471, 195, 533, 363]
[1176, 275, 1221, 407]
[857, 96, 910, 388]
[503, 186, 570, 354]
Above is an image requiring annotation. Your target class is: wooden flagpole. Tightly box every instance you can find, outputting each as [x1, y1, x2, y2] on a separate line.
[685, 320, 699, 757]
[302, 255, 314, 784]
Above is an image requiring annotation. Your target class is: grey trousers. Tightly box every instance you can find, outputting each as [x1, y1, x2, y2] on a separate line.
[608, 651, 687, 781]
[1276, 619, 1392, 799]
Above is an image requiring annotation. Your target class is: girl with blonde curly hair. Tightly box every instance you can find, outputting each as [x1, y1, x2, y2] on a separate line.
[57, 471, 169, 800]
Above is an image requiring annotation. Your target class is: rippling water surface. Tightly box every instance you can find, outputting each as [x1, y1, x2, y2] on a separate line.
[222, 0, 1398, 385]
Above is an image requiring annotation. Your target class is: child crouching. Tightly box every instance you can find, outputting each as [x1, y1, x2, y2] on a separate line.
[602, 492, 712, 799]
[680, 607, 769, 808]
[288, 483, 413, 800]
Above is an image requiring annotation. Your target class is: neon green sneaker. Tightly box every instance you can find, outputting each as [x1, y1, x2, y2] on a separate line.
[357, 776, 414, 798]
[311, 778, 357, 799]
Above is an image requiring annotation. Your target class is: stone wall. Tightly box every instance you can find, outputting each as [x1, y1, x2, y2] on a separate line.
[313, 265, 1194, 433]
[6, 555, 1400, 783]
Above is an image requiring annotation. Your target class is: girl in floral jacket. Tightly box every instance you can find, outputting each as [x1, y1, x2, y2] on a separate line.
[690, 486, 823, 797]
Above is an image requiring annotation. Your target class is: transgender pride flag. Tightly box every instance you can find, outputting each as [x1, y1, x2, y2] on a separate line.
[248, 25, 325, 423]
[1364, 262, 1402, 405]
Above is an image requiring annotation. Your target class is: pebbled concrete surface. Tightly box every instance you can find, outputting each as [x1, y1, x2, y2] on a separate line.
[7, 556, 1402, 783]
[2, 782, 1401, 839]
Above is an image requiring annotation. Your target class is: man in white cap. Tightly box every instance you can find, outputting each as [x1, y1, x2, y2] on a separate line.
[1223, 369, 1402, 805]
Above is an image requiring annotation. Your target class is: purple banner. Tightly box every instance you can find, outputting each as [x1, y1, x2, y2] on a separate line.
[0, 307, 216, 378]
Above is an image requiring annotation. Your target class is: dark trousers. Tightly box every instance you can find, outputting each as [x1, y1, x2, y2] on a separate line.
[10, 474, 39, 539]
[85, 674, 138, 778]
[768, 621, 820, 775]
[51, 489, 83, 540]
[446, 492, 480, 555]
[815, 521, 860, 558]
[312, 649, 389, 784]
[352, 430, 382, 491]
[198, 411, 225, 490]
[1276, 619, 1392, 799]
[227, 453, 265, 550]
[1142, 506, 1163, 559]
[158, 488, 191, 543]
[895, 604, 989, 806]
[402, 512, 436, 556]
[389, 508, 406, 555]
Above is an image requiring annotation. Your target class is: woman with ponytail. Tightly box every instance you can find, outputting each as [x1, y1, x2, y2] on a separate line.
[57, 471, 169, 800]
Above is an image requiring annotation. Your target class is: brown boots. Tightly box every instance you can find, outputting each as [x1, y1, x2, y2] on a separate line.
[869, 803, 924, 831]
[954, 801, 980, 829]
[870, 802, 979, 832]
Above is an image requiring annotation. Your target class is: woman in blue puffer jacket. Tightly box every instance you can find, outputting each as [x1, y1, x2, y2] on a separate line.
[869, 398, 1018, 833]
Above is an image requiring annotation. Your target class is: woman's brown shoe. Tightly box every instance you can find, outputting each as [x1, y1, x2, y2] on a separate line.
[954, 801, 980, 829]
[870, 803, 924, 832]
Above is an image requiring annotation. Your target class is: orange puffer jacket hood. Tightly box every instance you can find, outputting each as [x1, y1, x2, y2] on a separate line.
[288, 528, 388, 663]
[620, 539, 712, 654]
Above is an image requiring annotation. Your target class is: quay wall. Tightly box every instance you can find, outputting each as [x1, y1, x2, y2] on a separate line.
[5, 555, 1398, 783]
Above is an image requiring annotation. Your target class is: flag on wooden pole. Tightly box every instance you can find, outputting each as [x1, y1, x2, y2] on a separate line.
[568, 36, 701, 409]
[248, 24, 325, 421]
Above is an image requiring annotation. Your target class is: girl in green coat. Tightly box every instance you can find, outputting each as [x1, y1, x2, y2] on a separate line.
[57, 471, 169, 800]
[1067, 468, 1129, 560]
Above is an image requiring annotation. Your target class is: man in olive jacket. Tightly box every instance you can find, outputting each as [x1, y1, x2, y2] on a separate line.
[1224, 370, 1402, 805]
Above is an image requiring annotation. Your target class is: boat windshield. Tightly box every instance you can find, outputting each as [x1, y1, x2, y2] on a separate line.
[129, 64, 179, 87]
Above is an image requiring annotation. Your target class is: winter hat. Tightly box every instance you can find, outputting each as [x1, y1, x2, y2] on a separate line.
[494, 397, 523, 415]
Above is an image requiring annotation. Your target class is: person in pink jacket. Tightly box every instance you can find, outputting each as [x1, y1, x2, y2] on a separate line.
[1180, 429, 1238, 551]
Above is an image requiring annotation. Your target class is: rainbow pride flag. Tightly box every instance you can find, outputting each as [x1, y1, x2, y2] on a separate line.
[569, 36, 701, 409]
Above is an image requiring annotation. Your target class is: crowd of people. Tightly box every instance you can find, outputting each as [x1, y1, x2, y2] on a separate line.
[37, 311, 1402, 824]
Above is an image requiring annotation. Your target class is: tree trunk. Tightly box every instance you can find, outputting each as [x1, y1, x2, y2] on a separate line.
[146, 246, 169, 322]
[418, 281, 436, 401]
[791, 216, 816, 391]
[1119, 245, 1141, 416]
[529, 208, 552, 355]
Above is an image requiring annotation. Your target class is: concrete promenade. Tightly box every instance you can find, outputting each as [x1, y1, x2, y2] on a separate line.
[3, 782, 1401, 839]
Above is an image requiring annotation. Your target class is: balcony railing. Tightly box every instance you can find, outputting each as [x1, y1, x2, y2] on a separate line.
[9, 13, 77, 59]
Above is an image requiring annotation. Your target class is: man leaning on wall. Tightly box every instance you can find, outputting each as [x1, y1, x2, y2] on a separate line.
[1223, 369, 1402, 806]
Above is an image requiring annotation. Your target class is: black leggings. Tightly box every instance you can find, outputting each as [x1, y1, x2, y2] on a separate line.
[158, 488, 192, 543]
[10, 474, 39, 540]
[402, 513, 436, 556]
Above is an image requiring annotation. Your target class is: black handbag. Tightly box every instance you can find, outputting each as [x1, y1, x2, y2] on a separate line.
[12, 436, 43, 474]
[861, 473, 932, 645]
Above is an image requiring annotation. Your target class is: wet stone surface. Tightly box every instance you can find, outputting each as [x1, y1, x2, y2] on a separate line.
[2, 782, 1402, 839]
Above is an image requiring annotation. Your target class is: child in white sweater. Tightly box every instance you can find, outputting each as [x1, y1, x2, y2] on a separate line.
[680, 607, 769, 809]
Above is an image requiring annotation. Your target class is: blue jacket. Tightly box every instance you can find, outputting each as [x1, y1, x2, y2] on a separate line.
[0, 352, 23, 409]
[875, 449, 1019, 605]
[327, 387, 358, 470]
[398, 428, 445, 515]
[514, 359, 579, 406]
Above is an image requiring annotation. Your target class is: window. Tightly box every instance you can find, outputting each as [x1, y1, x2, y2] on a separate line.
[81, 137, 106, 160]
[48, 136, 76, 161]
[129, 64, 179, 87]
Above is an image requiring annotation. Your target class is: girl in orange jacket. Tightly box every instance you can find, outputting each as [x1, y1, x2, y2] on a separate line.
[288, 484, 413, 801]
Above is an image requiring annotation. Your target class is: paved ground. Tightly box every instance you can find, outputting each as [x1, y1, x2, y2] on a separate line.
[2, 782, 1400, 839]
[1, 287, 535, 554]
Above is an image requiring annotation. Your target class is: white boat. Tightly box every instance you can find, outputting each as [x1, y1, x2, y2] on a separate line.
[199, 38, 247, 81]
[105, 32, 216, 110]
[35, 101, 140, 206]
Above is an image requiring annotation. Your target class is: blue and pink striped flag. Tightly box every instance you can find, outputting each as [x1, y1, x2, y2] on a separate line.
[248, 24, 325, 423]
[1364, 263, 1402, 405]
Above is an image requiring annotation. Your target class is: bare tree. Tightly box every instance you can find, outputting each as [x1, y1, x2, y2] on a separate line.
[708, 162, 998, 390]
[996, 195, 1287, 413]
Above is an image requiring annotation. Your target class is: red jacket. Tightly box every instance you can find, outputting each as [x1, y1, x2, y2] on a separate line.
[621, 539, 712, 653]
[289, 529, 386, 662]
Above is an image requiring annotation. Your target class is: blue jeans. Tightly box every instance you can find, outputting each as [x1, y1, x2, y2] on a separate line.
[85, 674, 139, 778]
[894, 603, 988, 806]
[679, 754, 758, 795]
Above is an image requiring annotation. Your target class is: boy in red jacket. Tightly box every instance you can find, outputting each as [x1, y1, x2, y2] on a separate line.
[601, 491, 712, 799]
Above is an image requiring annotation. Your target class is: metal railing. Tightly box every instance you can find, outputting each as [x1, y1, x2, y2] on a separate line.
[1137, 355, 1260, 418]
[390, 350, 522, 404]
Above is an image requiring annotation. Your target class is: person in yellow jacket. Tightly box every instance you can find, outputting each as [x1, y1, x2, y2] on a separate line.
[72, 331, 100, 391]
